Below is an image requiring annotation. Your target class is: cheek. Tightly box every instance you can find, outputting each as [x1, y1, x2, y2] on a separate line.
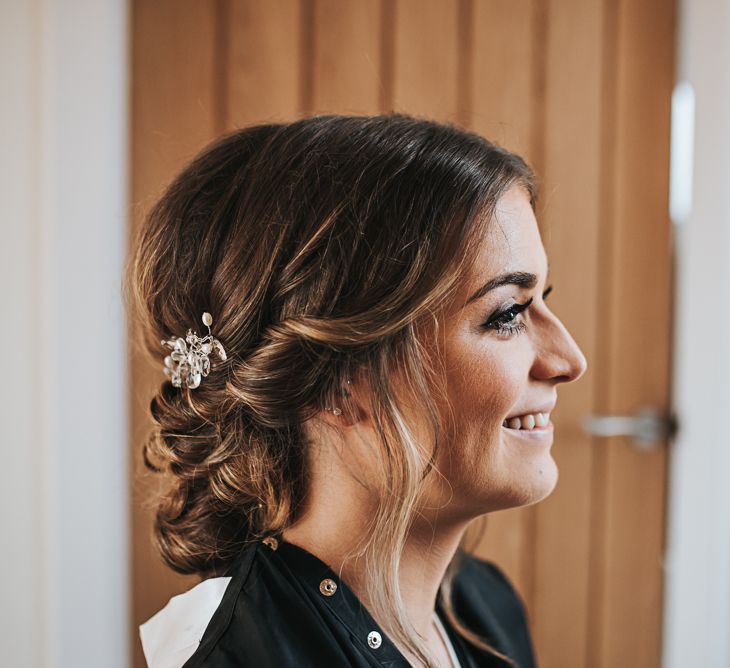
[444, 344, 524, 425]
[418, 334, 554, 517]
[436, 342, 528, 487]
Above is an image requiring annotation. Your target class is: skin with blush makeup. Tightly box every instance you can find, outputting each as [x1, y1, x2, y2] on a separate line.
[283, 183, 588, 667]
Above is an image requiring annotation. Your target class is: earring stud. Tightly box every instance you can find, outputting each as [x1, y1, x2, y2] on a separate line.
[326, 378, 352, 415]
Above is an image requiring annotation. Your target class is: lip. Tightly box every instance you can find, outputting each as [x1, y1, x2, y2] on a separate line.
[501, 421, 554, 440]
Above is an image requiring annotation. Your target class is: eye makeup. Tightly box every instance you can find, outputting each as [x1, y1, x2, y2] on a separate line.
[482, 298, 533, 337]
[480, 284, 554, 338]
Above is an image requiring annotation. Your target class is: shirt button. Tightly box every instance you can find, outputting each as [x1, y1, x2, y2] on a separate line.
[367, 631, 382, 649]
[319, 578, 338, 596]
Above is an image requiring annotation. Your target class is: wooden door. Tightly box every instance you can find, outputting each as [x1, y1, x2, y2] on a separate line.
[130, 2, 676, 667]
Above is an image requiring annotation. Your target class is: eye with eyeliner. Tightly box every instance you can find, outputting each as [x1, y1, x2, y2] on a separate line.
[483, 298, 533, 336]
[481, 284, 554, 338]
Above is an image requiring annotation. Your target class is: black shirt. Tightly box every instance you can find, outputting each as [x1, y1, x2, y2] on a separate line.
[182, 537, 537, 667]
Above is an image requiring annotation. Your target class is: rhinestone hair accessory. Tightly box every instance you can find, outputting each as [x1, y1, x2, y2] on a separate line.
[161, 312, 227, 389]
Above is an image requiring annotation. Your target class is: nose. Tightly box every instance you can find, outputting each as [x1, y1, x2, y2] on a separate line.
[530, 311, 588, 384]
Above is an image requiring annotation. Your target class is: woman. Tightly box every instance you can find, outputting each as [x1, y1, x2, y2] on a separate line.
[128, 113, 587, 668]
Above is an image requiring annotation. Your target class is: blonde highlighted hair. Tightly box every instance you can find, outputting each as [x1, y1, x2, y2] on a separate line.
[125, 113, 535, 667]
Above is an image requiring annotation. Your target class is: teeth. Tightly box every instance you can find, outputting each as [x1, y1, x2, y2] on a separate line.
[503, 412, 550, 430]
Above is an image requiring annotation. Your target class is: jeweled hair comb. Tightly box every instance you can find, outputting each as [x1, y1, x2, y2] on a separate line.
[161, 312, 227, 389]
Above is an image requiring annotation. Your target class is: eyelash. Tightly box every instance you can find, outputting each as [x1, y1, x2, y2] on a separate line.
[482, 285, 554, 338]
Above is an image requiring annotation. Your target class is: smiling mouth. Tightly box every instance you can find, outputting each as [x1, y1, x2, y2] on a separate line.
[502, 412, 551, 431]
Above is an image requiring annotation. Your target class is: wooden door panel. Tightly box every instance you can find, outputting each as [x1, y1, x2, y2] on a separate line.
[471, 0, 538, 161]
[310, 0, 383, 113]
[391, 0, 461, 119]
[531, 1, 605, 666]
[596, 0, 675, 665]
[225, 0, 302, 128]
[130, 2, 675, 666]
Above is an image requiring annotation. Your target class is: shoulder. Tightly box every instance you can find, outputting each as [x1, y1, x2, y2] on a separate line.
[450, 552, 537, 668]
[139, 546, 256, 668]
[141, 540, 359, 668]
[139, 576, 235, 668]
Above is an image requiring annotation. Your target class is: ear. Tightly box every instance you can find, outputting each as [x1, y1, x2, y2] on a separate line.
[321, 377, 369, 428]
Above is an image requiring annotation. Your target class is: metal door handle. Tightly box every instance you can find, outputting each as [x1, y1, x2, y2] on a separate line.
[582, 407, 677, 451]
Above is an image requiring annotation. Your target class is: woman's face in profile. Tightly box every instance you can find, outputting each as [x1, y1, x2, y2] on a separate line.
[420, 184, 588, 518]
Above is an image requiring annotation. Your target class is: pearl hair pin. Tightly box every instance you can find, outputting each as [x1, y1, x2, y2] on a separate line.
[161, 312, 227, 389]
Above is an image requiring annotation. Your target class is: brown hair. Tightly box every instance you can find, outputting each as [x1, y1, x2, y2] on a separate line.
[125, 112, 536, 667]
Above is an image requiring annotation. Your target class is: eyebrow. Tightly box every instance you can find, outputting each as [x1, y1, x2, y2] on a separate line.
[465, 271, 539, 305]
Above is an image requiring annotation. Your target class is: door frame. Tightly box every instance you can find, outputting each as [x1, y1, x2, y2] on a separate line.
[1, 1, 130, 665]
[663, 1, 730, 666]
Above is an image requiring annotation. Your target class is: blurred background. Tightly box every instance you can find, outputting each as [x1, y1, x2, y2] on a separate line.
[2, 1, 729, 667]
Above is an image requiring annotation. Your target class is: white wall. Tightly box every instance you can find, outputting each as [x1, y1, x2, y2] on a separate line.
[0, 1, 129, 666]
[663, 1, 730, 666]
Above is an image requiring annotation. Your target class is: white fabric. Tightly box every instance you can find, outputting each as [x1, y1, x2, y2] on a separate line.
[433, 611, 462, 668]
[139, 576, 232, 668]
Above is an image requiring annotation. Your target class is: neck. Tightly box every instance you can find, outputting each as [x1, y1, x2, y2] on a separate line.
[282, 463, 470, 639]
[395, 516, 470, 632]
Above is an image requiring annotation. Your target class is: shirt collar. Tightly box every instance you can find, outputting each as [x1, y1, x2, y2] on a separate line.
[262, 536, 412, 667]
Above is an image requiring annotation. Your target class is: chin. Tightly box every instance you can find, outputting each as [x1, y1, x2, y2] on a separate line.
[469, 459, 560, 514]
[509, 459, 559, 508]
[424, 447, 560, 518]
